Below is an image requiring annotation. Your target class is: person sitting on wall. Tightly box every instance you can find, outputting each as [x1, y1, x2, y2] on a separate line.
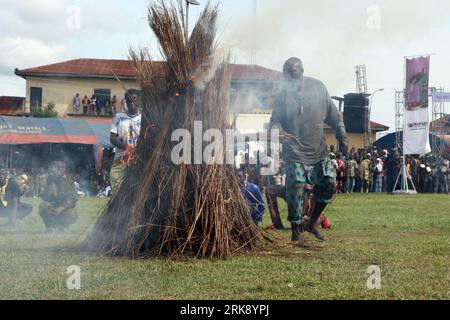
[82, 95, 89, 114]
[95, 96, 102, 116]
[0, 168, 33, 226]
[38, 161, 78, 233]
[89, 94, 96, 115]
[111, 95, 118, 114]
[72, 93, 81, 115]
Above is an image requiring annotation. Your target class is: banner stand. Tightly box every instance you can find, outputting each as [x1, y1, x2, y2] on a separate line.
[392, 154, 417, 195]
[392, 54, 432, 195]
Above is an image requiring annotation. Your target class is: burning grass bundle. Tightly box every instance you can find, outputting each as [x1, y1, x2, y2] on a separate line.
[82, 1, 263, 258]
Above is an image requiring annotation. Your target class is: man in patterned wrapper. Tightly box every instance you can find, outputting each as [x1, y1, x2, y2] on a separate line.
[270, 57, 348, 244]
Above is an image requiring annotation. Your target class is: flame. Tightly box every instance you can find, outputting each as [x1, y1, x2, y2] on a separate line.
[175, 92, 181, 97]
[120, 146, 136, 166]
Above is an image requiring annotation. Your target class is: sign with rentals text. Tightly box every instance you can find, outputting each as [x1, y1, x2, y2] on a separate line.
[403, 56, 431, 155]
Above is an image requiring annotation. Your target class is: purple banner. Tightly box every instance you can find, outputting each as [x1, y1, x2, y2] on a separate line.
[405, 56, 430, 110]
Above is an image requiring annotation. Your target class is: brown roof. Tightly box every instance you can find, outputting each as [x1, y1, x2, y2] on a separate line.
[430, 114, 450, 133]
[370, 120, 389, 131]
[0, 96, 25, 115]
[230, 64, 283, 81]
[16, 59, 140, 79]
[15, 58, 283, 81]
[250, 108, 273, 114]
[233, 111, 389, 131]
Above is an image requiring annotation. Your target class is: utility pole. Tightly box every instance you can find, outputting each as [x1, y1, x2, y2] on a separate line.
[250, 0, 257, 65]
[185, 0, 200, 42]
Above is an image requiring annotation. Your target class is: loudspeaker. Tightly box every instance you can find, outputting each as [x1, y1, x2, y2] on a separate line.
[344, 105, 369, 133]
[343, 93, 370, 133]
[344, 93, 369, 106]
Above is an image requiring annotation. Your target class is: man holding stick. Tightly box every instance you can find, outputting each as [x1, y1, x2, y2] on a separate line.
[110, 89, 142, 192]
[270, 57, 348, 244]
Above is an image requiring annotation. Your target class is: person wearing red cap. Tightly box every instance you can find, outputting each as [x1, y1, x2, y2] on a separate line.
[322, 219, 331, 229]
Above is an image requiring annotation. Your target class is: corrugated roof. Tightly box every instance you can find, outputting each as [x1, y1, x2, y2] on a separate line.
[16, 59, 141, 79]
[430, 114, 450, 133]
[0, 96, 25, 116]
[233, 112, 389, 131]
[230, 64, 283, 81]
[370, 120, 389, 130]
[16, 58, 283, 81]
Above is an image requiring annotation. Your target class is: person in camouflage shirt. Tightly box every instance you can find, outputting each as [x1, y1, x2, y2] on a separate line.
[38, 161, 78, 233]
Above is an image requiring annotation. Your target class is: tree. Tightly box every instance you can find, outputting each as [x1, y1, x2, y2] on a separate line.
[32, 102, 59, 118]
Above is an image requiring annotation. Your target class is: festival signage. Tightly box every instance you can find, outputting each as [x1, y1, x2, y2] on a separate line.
[432, 92, 450, 103]
[403, 56, 431, 155]
[0, 116, 101, 145]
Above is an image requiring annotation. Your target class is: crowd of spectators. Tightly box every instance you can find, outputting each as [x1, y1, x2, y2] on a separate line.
[242, 146, 449, 196]
[0, 161, 79, 231]
[332, 146, 449, 194]
[236, 146, 448, 232]
[72, 93, 127, 116]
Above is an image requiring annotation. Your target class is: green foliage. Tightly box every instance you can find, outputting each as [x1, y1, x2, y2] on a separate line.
[0, 195, 449, 299]
[31, 102, 59, 118]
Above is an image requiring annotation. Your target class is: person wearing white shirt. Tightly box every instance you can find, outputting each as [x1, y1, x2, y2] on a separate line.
[109, 89, 142, 192]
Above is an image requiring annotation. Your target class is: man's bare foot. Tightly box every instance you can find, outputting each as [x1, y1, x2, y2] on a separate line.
[310, 227, 326, 241]
[292, 235, 311, 247]
[266, 223, 284, 230]
[291, 224, 301, 242]
[274, 223, 285, 230]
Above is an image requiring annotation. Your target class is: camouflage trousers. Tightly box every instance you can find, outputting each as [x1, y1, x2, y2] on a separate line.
[39, 201, 77, 231]
[285, 158, 336, 225]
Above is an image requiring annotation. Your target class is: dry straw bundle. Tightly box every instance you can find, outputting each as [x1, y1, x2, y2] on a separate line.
[82, 0, 263, 258]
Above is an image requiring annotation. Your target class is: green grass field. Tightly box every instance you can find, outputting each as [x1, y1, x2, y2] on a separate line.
[0, 194, 449, 300]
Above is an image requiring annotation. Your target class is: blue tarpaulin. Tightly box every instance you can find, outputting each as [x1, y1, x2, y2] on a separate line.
[374, 131, 447, 152]
[0, 116, 112, 148]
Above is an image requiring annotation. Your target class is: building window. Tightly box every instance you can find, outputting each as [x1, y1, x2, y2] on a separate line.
[94, 89, 111, 109]
[30, 87, 42, 113]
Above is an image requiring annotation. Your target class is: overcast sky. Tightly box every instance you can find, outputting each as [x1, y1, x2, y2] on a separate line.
[1, 0, 449, 131]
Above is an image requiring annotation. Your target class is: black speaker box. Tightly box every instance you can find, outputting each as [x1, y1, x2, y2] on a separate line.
[344, 93, 369, 107]
[343, 105, 369, 133]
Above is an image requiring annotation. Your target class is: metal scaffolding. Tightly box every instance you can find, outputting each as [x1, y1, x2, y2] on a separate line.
[355, 65, 369, 147]
[393, 88, 417, 194]
[355, 65, 368, 94]
[430, 87, 447, 156]
[395, 90, 405, 153]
